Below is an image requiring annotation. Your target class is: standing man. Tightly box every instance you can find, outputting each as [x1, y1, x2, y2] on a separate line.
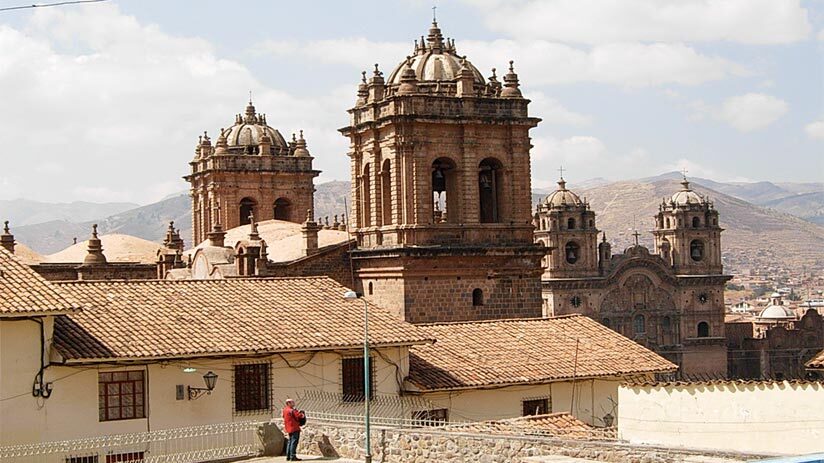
[283, 398, 305, 461]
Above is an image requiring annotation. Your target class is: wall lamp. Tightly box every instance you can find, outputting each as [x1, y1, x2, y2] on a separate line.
[187, 371, 218, 400]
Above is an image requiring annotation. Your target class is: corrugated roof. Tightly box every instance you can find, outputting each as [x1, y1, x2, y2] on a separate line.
[409, 315, 676, 391]
[0, 247, 80, 316]
[54, 277, 432, 361]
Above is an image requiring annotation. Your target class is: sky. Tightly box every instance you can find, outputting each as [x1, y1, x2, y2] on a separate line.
[0, 0, 822, 204]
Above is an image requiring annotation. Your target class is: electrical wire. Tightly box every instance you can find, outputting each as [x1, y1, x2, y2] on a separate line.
[0, 0, 107, 12]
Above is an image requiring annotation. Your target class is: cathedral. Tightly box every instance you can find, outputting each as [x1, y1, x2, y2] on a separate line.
[535, 175, 731, 375]
[2, 18, 729, 378]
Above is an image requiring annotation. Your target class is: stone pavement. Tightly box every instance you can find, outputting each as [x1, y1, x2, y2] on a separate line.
[243, 456, 360, 462]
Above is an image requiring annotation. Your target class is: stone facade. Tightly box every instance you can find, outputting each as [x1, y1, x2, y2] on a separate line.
[293, 420, 762, 463]
[185, 100, 319, 245]
[537, 177, 730, 376]
[341, 20, 545, 323]
[727, 309, 824, 379]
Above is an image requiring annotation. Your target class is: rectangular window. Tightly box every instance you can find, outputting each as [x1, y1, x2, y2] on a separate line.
[341, 357, 374, 402]
[98, 371, 145, 422]
[66, 456, 99, 463]
[522, 398, 549, 416]
[412, 408, 448, 425]
[234, 363, 270, 412]
[105, 451, 144, 463]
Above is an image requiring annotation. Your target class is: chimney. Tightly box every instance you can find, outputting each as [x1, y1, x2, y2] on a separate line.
[301, 209, 320, 256]
[1, 221, 15, 254]
[83, 224, 107, 265]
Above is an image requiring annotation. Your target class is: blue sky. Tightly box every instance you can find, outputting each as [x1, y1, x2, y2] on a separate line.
[0, 0, 822, 203]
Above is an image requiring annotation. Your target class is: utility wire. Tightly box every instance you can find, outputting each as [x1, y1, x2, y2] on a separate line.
[0, 0, 107, 13]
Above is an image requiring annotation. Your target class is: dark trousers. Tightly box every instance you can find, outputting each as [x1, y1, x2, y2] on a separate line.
[286, 431, 300, 459]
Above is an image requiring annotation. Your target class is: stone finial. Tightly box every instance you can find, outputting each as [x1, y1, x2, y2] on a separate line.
[501, 60, 522, 98]
[339, 213, 347, 231]
[324, 216, 330, 229]
[333, 214, 340, 229]
[397, 58, 419, 95]
[83, 224, 107, 265]
[163, 221, 184, 251]
[1, 221, 15, 254]
[293, 130, 311, 157]
[207, 223, 226, 248]
[259, 239, 268, 261]
[301, 210, 320, 256]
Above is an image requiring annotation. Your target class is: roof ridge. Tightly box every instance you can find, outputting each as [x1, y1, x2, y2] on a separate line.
[418, 314, 584, 327]
[55, 275, 334, 285]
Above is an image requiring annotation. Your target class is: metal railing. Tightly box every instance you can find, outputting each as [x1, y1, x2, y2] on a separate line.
[0, 421, 261, 463]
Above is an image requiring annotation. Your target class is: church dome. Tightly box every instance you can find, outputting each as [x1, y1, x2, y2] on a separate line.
[758, 293, 795, 320]
[219, 100, 289, 154]
[670, 177, 705, 206]
[386, 20, 486, 87]
[542, 178, 584, 209]
[758, 304, 796, 320]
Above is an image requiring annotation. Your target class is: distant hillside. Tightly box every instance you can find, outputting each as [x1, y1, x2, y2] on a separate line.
[0, 199, 138, 227]
[579, 178, 824, 271]
[11, 178, 824, 272]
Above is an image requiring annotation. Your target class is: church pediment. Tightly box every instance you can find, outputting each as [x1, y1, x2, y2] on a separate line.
[605, 247, 677, 286]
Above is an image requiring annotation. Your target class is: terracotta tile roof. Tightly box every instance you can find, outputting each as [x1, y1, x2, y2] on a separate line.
[53, 277, 432, 361]
[444, 413, 612, 440]
[0, 247, 80, 316]
[408, 315, 677, 391]
[805, 349, 824, 370]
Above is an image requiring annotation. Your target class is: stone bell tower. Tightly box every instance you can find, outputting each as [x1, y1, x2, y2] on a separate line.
[340, 19, 545, 324]
[653, 176, 723, 275]
[185, 99, 319, 245]
[534, 175, 599, 279]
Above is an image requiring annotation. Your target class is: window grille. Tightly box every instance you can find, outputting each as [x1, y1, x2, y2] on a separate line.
[341, 357, 374, 402]
[234, 363, 270, 412]
[98, 371, 145, 422]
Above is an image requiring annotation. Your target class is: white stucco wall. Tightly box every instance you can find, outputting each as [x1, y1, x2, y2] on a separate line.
[618, 381, 824, 455]
[0, 317, 408, 446]
[421, 377, 625, 426]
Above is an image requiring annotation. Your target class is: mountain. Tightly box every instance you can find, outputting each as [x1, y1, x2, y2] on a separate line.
[644, 172, 824, 226]
[0, 199, 138, 227]
[13, 194, 192, 254]
[579, 178, 824, 271]
[10, 178, 824, 273]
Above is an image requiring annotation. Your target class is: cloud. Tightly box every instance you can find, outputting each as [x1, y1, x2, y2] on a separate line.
[688, 93, 788, 132]
[819, 29, 824, 41]
[527, 93, 592, 126]
[463, 0, 812, 44]
[255, 36, 748, 88]
[718, 93, 788, 132]
[806, 120, 824, 140]
[0, 4, 352, 203]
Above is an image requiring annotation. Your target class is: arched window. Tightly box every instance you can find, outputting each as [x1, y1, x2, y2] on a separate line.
[368, 282, 373, 295]
[239, 198, 257, 225]
[432, 158, 458, 223]
[362, 164, 372, 227]
[381, 159, 392, 226]
[567, 218, 576, 230]
[541, 219, 546, 230]
[479, 158, 503, 223]
[273, 198, 291, 221]
[665, 218, 670, 228]
[588, 219, 594, 228]
[697, 321, 710, 338]
[634, 314, 646, 334]
[690, 239, 705, 262]
[565, 241, 580, 264]
[472, 288, 484, 306]
[692, 216, 700, 228]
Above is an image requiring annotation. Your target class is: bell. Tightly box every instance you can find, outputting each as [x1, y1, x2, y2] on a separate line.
[432, 168, 446, 193]
[479, 171, 492, 189]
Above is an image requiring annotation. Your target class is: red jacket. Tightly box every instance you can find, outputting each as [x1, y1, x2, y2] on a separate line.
[283, 405, 304, 434]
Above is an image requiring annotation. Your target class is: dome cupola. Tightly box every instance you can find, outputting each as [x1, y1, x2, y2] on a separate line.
[541, 177, 586, 210]
[202, 98, 290, 156]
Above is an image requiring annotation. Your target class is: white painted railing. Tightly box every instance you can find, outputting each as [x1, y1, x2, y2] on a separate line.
[0, 421, 261, 463]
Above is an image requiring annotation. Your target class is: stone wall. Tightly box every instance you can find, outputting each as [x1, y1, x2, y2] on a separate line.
[294, 421, 765, 463]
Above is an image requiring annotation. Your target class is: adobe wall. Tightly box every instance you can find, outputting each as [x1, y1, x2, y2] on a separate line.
[619, 380, 824, 455]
